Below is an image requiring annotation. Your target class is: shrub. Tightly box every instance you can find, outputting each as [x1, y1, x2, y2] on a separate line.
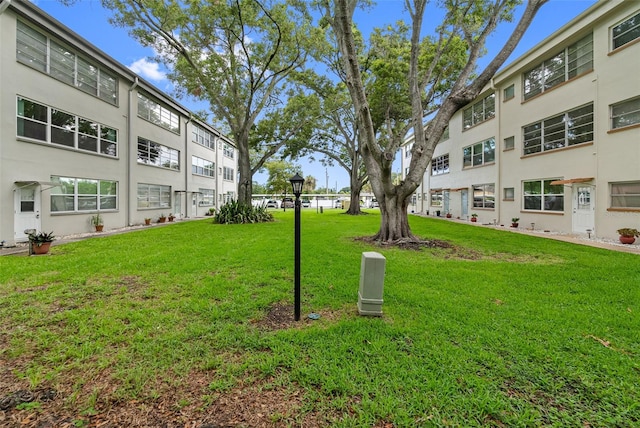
[214, 200, 274, 224]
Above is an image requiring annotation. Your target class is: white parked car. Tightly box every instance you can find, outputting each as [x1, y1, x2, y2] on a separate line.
[369, 199, 379, 208]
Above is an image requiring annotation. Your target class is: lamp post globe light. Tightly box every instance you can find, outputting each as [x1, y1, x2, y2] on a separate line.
[289, 173, 305, 321]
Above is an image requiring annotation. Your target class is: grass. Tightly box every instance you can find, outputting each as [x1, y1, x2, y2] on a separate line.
[1, 210, 639, 426]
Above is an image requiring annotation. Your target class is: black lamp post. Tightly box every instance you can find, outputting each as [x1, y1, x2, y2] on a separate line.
[289, 173, 305, 321]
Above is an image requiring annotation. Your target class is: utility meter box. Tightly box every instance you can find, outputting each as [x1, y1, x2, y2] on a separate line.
[358, 251, 386, 316]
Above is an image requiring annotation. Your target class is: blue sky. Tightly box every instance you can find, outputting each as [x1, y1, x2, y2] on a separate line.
[35, 0, 596, 191]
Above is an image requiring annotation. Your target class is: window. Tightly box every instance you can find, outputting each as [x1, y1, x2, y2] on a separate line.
[473, 183, 495, 209]
[192, 156, 215, 177]
[430, 190, 443, 207]
[199, 189, 215, 206]
[504, 136, 515, 150]
[50, 176, 117, 212]
[16, 21, 47, 72]
[17, 97, 118, 156]
[504, 187, 515, 201]
[193, 125, 216, 150]
[463, 138, 495, 168]
[523, 103, 593, 155]
[223, 143, 235, 159]
[431, 154, 449, 176]
[611, 97, 640, 130]
[612, 12, 640, 50]
[405, 143, 413, 158]
[137, 184, 171, 209]
[137, 138, 179, 170]
[16, 21, 118, 104]
[523, 33, 593, 100]
[223, 166, 235, 181]
[463, 93, 495, 129]
[439, 126, 450, 142]
[137, 93, 180, 134]
[610, 181, 640, 209]
[503, 85, 514, 100]
[523, 179, 564, 212]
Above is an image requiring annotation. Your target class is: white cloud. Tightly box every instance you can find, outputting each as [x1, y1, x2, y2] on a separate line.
[128, 58, 166, 82]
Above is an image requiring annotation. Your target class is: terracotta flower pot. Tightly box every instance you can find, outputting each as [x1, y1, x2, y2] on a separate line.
[95, 225, 104, 232]
[32, 242, 51, 255]
[471, 218, 477, 223]
[619, 235, 636, 245]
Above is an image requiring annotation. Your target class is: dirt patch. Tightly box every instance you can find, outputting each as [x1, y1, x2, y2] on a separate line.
[251, 302, 348, 331]
[0, 372, 328, 427]
[354, 235, 453, 251]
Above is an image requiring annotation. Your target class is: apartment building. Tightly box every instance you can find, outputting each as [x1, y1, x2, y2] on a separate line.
[0, 0, 238, 246]
[402, 0, 639, 240]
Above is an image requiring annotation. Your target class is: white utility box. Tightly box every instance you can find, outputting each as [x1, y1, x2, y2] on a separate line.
[357, 251, 386, 316]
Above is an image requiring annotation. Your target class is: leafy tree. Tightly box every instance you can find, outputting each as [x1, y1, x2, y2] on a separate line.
[321, 0, 547, 241]
[303, 175, 317, 193]
[292, 70, 368, 214]
[89, 0, 317, 204]
[264, 160, 299, 196]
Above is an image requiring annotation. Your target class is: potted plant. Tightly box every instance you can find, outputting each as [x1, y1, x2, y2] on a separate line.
[511, 217, 520, 228]
[28, 231, 55, 255]
[616, 228, 639, 244]
[144, 217, 152, 225]
[158, 213, 167, 223]
[446, 212, 452, 218]
[168, 213, 175, 222]
[470, 213, 478, 223]
[90, 212, 104, 232]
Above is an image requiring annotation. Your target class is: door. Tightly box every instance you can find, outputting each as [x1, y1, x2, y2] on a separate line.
[443, 190, 450, 215]
[461, 189, 469, 218]
[14, 184, 41, 242]
[572, 185, 594, 234]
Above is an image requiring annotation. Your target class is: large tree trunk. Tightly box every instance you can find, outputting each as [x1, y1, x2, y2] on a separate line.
[235, 130, 253, 206]
[374, 193, 415, 241]
[346, 166, 364, 215]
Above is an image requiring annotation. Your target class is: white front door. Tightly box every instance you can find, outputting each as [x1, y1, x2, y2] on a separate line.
[14, 184, 41, 242]
[572, 185, 594, 234]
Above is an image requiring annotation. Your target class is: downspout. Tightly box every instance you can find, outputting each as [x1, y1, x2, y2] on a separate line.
[127, 77, 139, 226]
[491, 77, 502, 226]
[0, 0, 12, 15]
[184, 113, 192, 218]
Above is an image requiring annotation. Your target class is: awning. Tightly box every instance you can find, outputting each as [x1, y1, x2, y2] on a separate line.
[550, 177, 594, 185]
[14, 180, 58, 190]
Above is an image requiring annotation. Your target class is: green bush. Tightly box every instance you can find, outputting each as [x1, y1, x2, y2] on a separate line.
[214, 200, 274, 224]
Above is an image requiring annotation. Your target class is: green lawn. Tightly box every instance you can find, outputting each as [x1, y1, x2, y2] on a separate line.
[1, 211, 639, 426]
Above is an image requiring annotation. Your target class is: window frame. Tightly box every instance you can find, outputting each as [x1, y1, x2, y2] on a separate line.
[463, 93, 495, 130]
[192, 155, 215, 177]
[17, 97, 118, 157]
[612, 12, 640, 51]
[193, 125, 217, 150]
[137, 137, 180, 170]
[611, 97, 640, 130]
[16, 21, 118, 105]
[523, 33, 593, 100]
[463, 138, 495, 168]
[610, 181, 640, 210]
[50, 176, 118, 213]
[431, 153, 450, 176]
[137, 93, 180, 134]
[137, 183, 171, 209]
[472, 183, 495, 209]
[522, 179, 565, 213]
[223, 166, 235, 181]
[522, 103, 594, 156]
